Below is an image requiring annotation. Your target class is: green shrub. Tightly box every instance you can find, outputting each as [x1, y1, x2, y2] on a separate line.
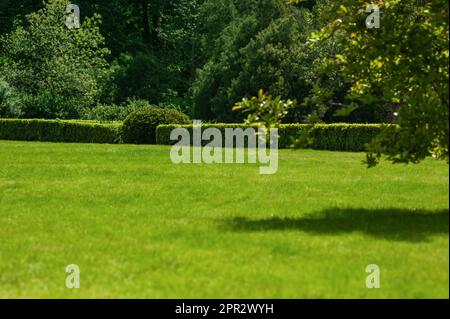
[81, 101, 145, 122]
[122, 107, 190, 144]
[0, 119, 121, 144]
[81, 103, 127, 122]
[19, 91, 83, 119]
[81, 99, 167, 122]
[156, 123, 385, 151]
[0, 78, 23, 118]
[1, 0, 110, 119]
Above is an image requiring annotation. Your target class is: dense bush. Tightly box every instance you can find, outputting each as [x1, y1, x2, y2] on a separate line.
[80, 99, 154, 122]
[0, 0, 110, 119]
[122, 107, 190, 144]
[80, 103, 131, 122]
[0, 119, 120, 144]
[156, 123, 384, 151]
[0, 78, 23, 118]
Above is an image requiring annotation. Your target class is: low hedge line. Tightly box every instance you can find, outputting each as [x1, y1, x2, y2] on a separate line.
[0, 119, 121, 144]
[156, 123, 385, 152]
[0, 119, 385, 151]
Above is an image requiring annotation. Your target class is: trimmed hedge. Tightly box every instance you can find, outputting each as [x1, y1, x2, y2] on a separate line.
[0, 119, 385, 151]
[0, 119, 121, 144]
[156, 123, 385, 152]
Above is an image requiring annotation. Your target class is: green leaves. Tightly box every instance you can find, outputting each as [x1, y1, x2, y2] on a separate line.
[191, 0, 313, 122]
[233, 89, 296, 130]
[312, 0, 449, 165]
[0, 0, 110, 119]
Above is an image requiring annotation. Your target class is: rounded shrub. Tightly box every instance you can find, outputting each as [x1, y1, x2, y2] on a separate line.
[122, 107, 190, 144]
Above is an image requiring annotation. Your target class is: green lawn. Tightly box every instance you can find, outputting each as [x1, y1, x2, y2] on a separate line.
[0, 140, 448, 298]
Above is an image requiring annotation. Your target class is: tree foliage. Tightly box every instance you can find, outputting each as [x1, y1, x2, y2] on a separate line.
[233, 89, 295, 130]
[0, 0, 110, 119]
[191, 0, 318, 122]
[310, 0, 449, 164]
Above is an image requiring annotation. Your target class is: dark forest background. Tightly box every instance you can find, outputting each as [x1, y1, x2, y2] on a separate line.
[1, 0, 382, 122]
[0, 0, 445, 128]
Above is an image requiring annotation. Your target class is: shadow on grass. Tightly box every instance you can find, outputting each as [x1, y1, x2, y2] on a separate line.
[222, 208, 449, 242]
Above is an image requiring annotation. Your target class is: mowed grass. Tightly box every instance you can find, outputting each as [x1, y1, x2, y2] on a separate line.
[0, 140, 448, 299]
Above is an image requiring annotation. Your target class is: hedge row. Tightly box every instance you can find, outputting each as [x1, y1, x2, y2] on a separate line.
[0, 119, 385, 151]
[156, 123, 385, 152]
[0, 119, 121, 144]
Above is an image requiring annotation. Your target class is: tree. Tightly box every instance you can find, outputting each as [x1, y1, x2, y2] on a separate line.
[309, 0, 449, 165]
[0, 0, 110, 119]
[191, 0, 315, 122]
